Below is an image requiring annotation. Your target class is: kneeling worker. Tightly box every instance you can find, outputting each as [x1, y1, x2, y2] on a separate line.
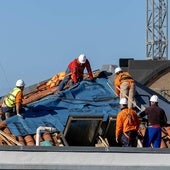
[1, 79, 25, 120]
[58, 54, 94, 91]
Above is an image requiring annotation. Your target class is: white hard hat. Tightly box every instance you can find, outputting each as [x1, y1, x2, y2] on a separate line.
[119, 98, 128, 105]
[150, 95, 158, 102]
[78, 54, 86, 64]
[115, 67, 122, 74]
[16, 79, 25, 87]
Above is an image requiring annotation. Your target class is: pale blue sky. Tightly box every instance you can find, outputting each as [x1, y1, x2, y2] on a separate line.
[0, 0, 169, 96]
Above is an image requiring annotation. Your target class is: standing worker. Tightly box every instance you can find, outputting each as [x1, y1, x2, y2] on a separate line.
[139, 95, 167, 148]
[58, 54, 94, 91]
[114, 67, 135, 109]
[1, 79, 25, 120]
[115, 98, 139, 147]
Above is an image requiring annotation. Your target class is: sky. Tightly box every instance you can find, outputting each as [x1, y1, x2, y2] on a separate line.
[0, 0, 169, 96]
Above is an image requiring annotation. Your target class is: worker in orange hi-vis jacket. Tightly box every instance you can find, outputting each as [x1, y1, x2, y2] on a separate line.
[58, 54, 94, 91]
[114, 67, 135, 109]
[115, 98, 139, 147]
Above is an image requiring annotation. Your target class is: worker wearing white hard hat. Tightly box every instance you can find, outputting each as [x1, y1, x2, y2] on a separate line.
[115, 67, 122, 74]
[114, 66, 135, 109]
[150, 95, 158, 102]
[116, 97, 139, 147]
[78, 54, 87, 64]
[58, 54, 94, 91]
[16, 79, 25, 87]
[119, 97, 128, 105]
[1, 79, 25, 120]
[139, 94, 167, 148]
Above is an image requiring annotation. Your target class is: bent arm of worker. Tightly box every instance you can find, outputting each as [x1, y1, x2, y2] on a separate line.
[88, 72, 93, 80]
[115, 114, 123, 142]
[85, 60, 94, 80]
[15, 91, 23, 114]
[16, 103, 21, 115]
[138, 110, 146, 118]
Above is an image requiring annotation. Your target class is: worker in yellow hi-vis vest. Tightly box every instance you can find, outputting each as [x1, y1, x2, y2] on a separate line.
[1, 79, 25, 120]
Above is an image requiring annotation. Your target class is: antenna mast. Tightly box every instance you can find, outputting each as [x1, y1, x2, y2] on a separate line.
[146, 0, 168, 60]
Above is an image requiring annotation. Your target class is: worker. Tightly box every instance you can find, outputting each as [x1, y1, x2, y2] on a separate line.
[114, 67, 135, 109]
[139, 95, 167, 148]
[1, 79, 25, 120]
[58, 54, 94, 91]
[115, 98, 139, 147]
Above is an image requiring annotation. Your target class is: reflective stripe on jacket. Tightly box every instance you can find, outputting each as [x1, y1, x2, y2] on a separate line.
[4, 87, 21, 107]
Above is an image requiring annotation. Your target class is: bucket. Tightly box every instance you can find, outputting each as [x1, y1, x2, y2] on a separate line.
[42, 132, 53, 143]
[40, 140, 53, 146]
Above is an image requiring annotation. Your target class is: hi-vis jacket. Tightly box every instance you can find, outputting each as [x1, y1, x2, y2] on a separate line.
[4, 87, 22, 108]
[68, 58, 93, 83]
[114, 72, 134, 96]
[115, 107, 139, 140]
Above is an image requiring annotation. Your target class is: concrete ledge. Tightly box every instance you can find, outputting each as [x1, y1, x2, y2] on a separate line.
[0, 146, 170, 169]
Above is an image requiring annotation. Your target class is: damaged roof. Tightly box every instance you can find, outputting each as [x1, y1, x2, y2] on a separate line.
[0, 64, 170, 147]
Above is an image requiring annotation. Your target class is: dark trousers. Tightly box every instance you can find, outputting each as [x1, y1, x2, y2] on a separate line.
[1, 106, 15, 120]
[58, 68, 71, 91]
[119, 130, 138, 147]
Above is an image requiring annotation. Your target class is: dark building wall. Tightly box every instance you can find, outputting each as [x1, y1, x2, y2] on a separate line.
[119, 59, 170, 100]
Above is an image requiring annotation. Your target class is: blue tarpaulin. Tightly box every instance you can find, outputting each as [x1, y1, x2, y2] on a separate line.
[6, 68, 170, 137]
[6, 78, 120, 136]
